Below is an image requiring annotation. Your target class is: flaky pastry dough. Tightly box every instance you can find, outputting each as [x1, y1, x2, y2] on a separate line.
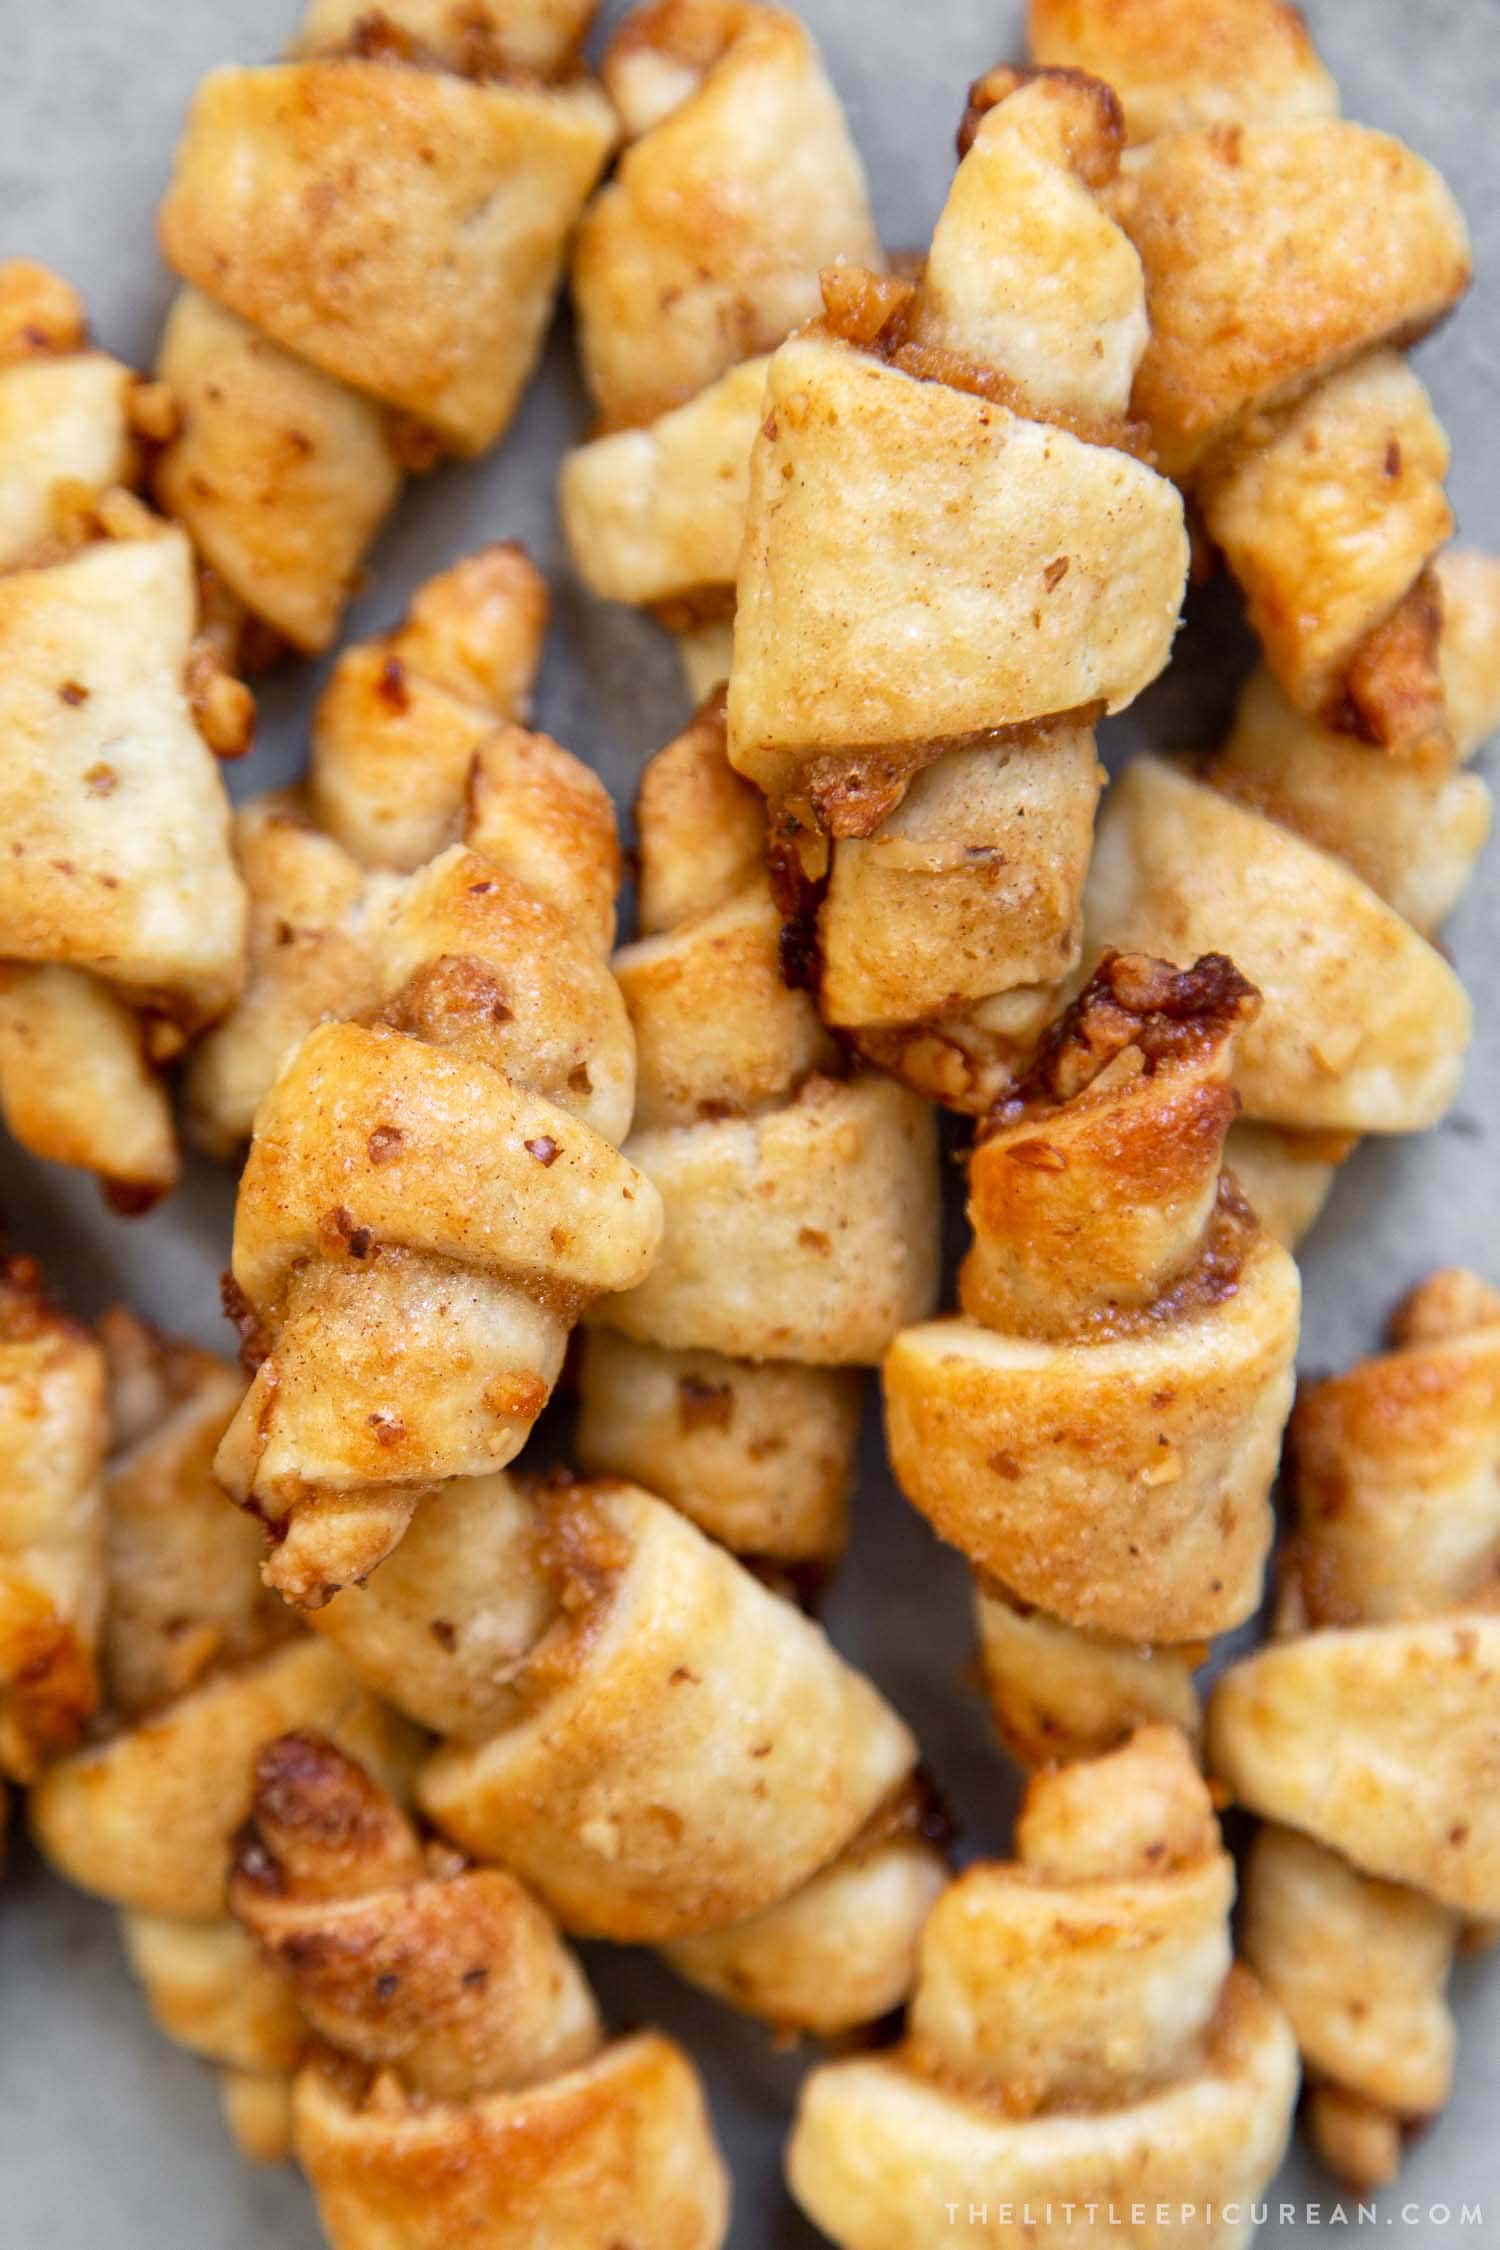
[724, 68, 1187, 1106]
[1087, 550, 1500, 1224]
[312, 1467, 947, 2034]
[154, 0, 615, 649]
[229, 1730, 731, 2249]
[1030, 0, 1469, 748]
[185, 544, 577, 1156]
[579, 698, 939, 1569]
[0, 263, 248, 1203]
[788, 1728, 1299, 2249]
[29, 1317, 422, 2158]
[1209, 1270, 1500, 2187]
[0, 1256, 105, 1782]
[886, 954, 1300, 1764]
[199, 554, 661, 1606]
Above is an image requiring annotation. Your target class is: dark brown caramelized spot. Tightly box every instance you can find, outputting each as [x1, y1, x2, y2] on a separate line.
[764, 807, 828, 994]
[0, 1251, 65, 1343]
[378, 954, 513, 1044]
[986, 952, 1258, 1129]
[1333, 566, 1451, 761]
[818, 263, 920, 348]
[234, 1731, 424, 1905]
[843, 1767, 958, 1865]
[221, 1270, 271, 1372]
[521, 1473, 631, 1694]
[386, 413, 445, 472]
[101, 1177, 167, 1219]
[651, 582, 738, 634]
[676, 1373, 734, 1432]
[741, 1553, 837, 1612]
[376, 652, 410, 712]
[318, 1205, 375, 1261]
[956, 62, 1125, 181]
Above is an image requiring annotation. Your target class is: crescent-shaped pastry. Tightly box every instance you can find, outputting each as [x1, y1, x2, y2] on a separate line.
[886, 953, 1300, 1764]
[313, 1467, 947, 2033]
[573, 0, 880, 430]
[1086, 550, 1500, 1226]
[0, 1255, 105, 1781]
[198, 560, 661, 1606]
[562, 0, 879, 684]
[1097, 551, 1493, 1242]
[578, 698, 939, 1569]
[229, 1731, 730, 2249]
[724, 68, 1187, 1107]
[0, 262, 248, 1203]
[788, 1727, 1299, 2249]
[29, 1317, 422, 2159]
[154, 0, 615, 650]
[184, 544, 591, 1155]
[1209, 1270, 1500, 2186]
[1030, 0, 1469, 750]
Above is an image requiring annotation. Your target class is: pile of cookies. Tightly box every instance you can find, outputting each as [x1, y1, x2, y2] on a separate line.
[2, 2, 1496, 2245]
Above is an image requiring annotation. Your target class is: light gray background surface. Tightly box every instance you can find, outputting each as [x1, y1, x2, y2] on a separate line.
[1, 2, 1498, 2243]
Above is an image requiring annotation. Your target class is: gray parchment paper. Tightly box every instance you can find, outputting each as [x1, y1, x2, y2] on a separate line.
[1, 3, 1498, 2244]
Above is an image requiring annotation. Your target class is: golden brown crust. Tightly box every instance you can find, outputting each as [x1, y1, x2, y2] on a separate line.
[974, 1581, 1202, 1766]
[161, 60, 614, 456]
[0, 1254, 106, 1779]
[1114, 122, 1470, 477]
[1240, 1825, 1456, 2190]
[1028, 0, 1338, 143]
[0, 262, 90, 363]
[187, 549, 612, 1163]
[154, 290, 401, 656]
[1084, 752, 1473, 1134]
[122, 1912, 306, 2160]
[29, 1333, 426, 2157]
[1211, 1273, 1500, 2183]
[722, 68, 1189, 1083]
[1209, 642, 1492, 943]
[30, 1637, 423, 1922]
[1211, 1273, 1500, 1917]
[573, 0, 880, 430]
[789, 1731, 1298, 2245]
[308, 546, 553, 873]
[416, 1477, 919, 1943]
[152, 15, 610, 640]
[561, 353, 772, 612]
[293, 0, 598, 81]
[215, 980, 661, 1603]
[312, 1467, 932, 2029]
[230, 1733, 604, 2098]
[1336, 564, 1449, 754]
[187, 557, 656, 1605]
[1032, 12, 1466, 752]
[1195, 354, 1454, 744]
[97, 1314, 292, 1720]
[0, 260, 140, 575]
[582, 708, 935, 1563]
[577, 1332, 860, 1565]
[886, 955, 1299, 1739]
[0, 278, 248, 1193]
[295, 2032, 729, 2250]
